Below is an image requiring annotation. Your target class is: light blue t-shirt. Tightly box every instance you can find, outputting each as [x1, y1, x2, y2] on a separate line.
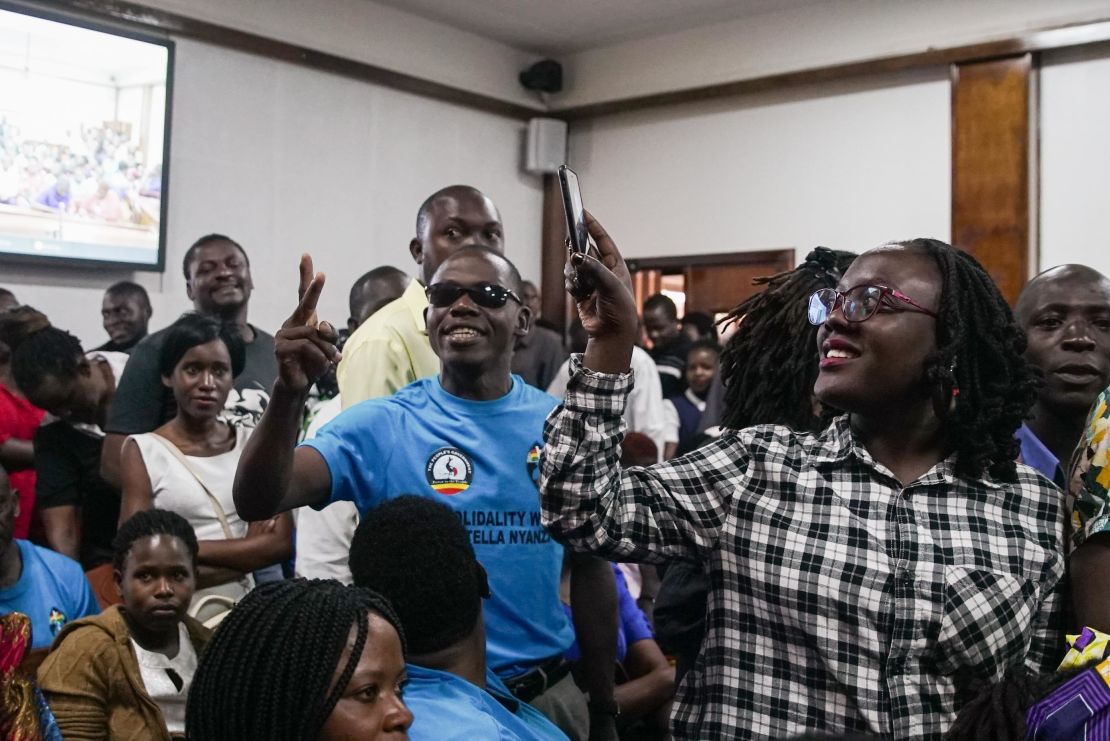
[304, 375, 574, 678]
[0, 540, 99, 648]
[406, 664, 568, 741]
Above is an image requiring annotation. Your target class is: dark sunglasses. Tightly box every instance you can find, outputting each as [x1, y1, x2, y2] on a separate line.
[807, 284, 937, 325]
[425, 282, 523, 309]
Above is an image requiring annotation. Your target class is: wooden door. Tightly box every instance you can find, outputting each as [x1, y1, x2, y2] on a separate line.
[628, 249, 795, 317]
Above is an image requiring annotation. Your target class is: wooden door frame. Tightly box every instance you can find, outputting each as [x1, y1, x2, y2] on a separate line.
[625, 249, 794, 272]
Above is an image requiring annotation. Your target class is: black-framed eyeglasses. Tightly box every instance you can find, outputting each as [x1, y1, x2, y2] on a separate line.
[425, 282, 522, 309]
[807, 284, 937, 325]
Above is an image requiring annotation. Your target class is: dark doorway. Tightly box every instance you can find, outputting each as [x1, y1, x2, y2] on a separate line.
[628, 249, 796, 339]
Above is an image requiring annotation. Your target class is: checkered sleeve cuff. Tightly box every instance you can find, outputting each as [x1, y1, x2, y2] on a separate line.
[563, 354, 633, 416]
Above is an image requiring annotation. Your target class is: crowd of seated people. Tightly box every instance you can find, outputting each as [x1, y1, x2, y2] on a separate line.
[0, 117, 160, 225]
[0, 182, 1109, 741]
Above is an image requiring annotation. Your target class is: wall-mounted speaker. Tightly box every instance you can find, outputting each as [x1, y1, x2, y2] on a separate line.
[524, 117, 567, 175]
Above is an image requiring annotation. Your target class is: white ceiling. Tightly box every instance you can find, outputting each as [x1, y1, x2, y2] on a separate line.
[371, 0, 823, 55]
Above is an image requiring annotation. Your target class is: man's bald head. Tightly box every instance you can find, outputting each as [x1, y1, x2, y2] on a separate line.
[1016, 263, 1110, 421]
[410, 186, 504, 285]
[349, 266, 411, 332]
[415, 186, 500, 237]
[1016, 264, 1110, 324]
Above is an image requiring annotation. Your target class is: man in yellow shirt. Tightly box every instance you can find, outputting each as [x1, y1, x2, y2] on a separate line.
[337, 185, 505, 407]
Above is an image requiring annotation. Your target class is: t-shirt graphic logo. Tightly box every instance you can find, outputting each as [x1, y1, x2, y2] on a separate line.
[526, 443, 543, 489]
[426, 447, 474, 495]
[49, 607, 67, 636]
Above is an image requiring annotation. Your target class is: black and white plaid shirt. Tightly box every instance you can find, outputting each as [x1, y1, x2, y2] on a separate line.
[541, 358, 1067, 740]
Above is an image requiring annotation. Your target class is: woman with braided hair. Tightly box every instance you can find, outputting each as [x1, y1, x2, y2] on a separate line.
[542, 215, 1066, 739]
[717, 246, 858, 432]
[654, 248, 856, 685]
[185, 578, 411, 740]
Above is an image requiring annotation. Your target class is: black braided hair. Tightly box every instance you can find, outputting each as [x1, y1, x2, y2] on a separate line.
[112, 509, 198, 572]
[898, 239, 1038, 482]
[945, 664, 1080, 741]
[185, 579, 405, 741]
[718, 247, 858, 431]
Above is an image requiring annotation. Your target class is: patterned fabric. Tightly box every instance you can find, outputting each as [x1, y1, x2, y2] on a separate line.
[541, 356, 1068, 741]
[1059, 626, 1110, 672]
[0, 612, 62, 741]
[1070, 386, 1110, 549]
[1028, 628, 1110, 740]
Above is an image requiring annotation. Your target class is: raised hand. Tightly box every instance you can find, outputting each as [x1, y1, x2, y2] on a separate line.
[274, 254, 341, 394]
[565, 211, 639, 345]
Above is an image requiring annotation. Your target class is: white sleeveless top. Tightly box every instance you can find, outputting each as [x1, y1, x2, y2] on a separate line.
[129, 424, 251, 542]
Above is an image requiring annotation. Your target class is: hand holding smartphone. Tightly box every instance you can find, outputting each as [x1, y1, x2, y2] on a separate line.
[558, 165, 597, 295]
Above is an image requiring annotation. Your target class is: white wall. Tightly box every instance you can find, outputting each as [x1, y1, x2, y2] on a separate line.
[558, 0, 1110, 108]
[568, 70, 951, 263]
[134, 0, 544, 111]
[6, 38, 545, 346]
[1039, 44, 1110, 277]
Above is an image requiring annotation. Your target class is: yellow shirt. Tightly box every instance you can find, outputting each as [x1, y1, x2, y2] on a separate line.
[337, 280, 440, 408]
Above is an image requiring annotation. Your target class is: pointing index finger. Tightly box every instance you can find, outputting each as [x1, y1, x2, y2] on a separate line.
[286, 253, 325, 328]
[297, 254, 315, 301]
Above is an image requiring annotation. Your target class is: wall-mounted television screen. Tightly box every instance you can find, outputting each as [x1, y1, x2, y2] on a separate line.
[0, 5, 172, 270]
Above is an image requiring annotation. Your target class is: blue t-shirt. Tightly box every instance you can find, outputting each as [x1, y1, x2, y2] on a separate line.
[0, 540, 99, 649]
[564, 565, 653, 663]
[304, 375, 573, 678]
[406, 664, 568, 741]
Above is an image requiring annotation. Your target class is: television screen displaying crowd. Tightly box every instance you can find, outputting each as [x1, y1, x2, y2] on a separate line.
[1, 184, 1110, 741]
[0, 117, 161, 225]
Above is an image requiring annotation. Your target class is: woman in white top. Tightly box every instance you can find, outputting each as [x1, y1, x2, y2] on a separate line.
[119, 313, 292, 611]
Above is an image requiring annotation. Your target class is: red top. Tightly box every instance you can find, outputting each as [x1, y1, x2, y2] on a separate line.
[0, 382, 45, 539]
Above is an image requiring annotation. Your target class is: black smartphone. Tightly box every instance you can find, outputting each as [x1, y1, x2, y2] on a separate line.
[558, 165, 591, 255]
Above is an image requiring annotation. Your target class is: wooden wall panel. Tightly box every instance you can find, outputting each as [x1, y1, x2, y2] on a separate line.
[684, 255, 795, 315]
[951, 54, 1034, 305]
[540, 173, 570, 334]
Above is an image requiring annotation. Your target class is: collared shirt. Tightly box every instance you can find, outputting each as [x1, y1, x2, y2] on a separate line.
[336, 279, 439, 408]
[1070, 386, 1110, 549]
[1016, 423, 1065, 487]
[541, 357, 1067, 740]
[405, 665, 568, 740]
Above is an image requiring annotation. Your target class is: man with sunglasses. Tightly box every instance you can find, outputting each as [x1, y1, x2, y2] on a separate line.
[235, 248, 618, 741]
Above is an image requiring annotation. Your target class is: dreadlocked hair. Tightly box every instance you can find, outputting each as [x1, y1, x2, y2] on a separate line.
[185, 579, 405, 741]
[899, 239, 1037, 482]
[945, 664, 1079, 741]
[718, 247, 857, 431]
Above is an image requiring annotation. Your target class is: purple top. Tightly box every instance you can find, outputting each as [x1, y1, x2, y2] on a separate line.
[563, 565, 654, 663]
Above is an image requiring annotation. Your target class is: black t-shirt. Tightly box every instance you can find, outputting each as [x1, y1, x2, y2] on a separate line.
[105, 322, 277, 434]
[34, 421, 121, 568]
[93, 337, 142, 354]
